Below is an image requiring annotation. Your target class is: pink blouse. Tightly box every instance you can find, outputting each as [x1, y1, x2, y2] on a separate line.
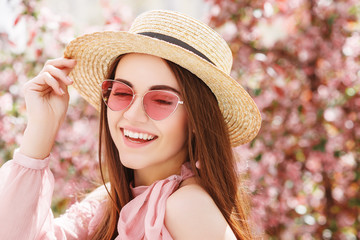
[0, 149, 194, 239]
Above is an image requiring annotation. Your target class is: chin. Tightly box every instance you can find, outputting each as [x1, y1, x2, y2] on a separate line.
[118, 154, 155, 170]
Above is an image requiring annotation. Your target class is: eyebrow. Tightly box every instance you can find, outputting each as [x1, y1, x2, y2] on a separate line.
[114, 78, 181, 95]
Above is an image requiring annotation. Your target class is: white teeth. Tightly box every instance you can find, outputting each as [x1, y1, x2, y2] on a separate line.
[123, 129, 155, 140]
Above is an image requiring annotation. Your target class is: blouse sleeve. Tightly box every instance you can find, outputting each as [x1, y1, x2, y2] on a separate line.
[0, 149, 101, 240]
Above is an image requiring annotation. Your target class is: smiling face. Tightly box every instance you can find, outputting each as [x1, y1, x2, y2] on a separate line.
[107, 53, 188, 186]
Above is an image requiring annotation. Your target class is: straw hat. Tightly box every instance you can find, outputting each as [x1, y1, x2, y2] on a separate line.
[64, 10, 261, 146]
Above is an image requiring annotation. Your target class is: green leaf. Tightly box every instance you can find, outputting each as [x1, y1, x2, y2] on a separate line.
[312, 138, 327, 152]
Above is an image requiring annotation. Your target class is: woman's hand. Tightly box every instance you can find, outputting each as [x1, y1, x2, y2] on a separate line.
[24, 58, 76, 124]
[20, 58, 76, 159]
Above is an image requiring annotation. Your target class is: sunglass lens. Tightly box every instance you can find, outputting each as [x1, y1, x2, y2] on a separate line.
[102, 81, 133, 111]
[143, 91, 179, 120]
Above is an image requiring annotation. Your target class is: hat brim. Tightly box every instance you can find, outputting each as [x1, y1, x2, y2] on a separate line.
[64, 31, 261, 146]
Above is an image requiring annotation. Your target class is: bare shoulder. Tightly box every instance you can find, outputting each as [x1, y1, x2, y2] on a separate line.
[165, 178, 236, 240]
[83, 182, 110, 202]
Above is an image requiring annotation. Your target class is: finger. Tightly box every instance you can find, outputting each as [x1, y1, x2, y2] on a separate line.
[58, 80, 68, 95]
[44, 58, 77, 70]
[43, 65, 73, 86]
[42, 72, 65, 95]
[61, 66, 75, 76]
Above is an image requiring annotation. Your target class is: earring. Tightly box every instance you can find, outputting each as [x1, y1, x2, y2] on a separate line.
[195, 161, 201, 169]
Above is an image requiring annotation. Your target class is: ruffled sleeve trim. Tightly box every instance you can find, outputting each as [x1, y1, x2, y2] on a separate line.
[13, 149, 50, 170]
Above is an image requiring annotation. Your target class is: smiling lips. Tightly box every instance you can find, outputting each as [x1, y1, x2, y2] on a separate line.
[123, 128, 157, 143]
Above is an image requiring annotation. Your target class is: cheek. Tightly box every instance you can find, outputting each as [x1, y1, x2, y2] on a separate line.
[163, 111, 188, 146]
[107, 110, 120, 139]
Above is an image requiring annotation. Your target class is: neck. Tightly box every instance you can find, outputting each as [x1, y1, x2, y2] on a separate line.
[134, 153, 187, 187]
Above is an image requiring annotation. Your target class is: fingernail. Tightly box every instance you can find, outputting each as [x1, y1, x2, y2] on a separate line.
[60, 88, 65, 95]
[67, 77, 73, 83]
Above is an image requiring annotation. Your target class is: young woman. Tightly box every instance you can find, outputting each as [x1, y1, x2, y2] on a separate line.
[0, 10, 261, 239]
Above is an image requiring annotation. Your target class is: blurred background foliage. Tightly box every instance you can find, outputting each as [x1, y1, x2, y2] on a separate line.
[0, 0, 359, 239]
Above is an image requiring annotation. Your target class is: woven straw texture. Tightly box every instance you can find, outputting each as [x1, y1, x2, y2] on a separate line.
[64, 10, 261, 146]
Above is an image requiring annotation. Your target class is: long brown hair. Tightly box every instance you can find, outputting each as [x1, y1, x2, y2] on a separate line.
[91, 54, 254, 239]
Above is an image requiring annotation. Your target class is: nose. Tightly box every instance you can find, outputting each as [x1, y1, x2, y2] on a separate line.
[122, 95, 148, 122]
